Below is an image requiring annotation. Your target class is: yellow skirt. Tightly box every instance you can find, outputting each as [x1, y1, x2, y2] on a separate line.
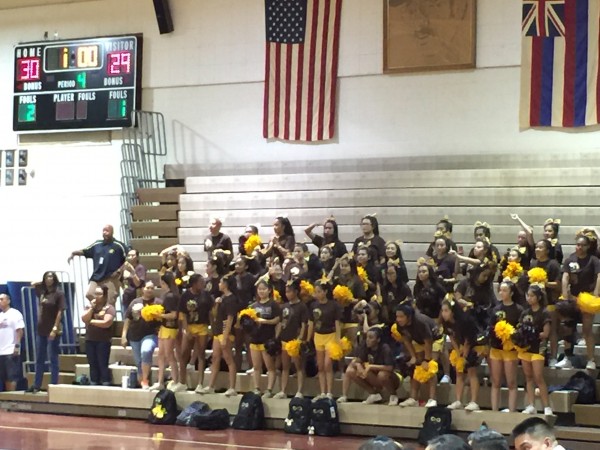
[489, 348, 518, 362]
[314, 332, 336, 351]
[158, 326, 178, 340]
[518, 352, 545, 362]
[413, 336, 445, 353]
[188, 323, 209, 336]
[215, 334, 235, 345]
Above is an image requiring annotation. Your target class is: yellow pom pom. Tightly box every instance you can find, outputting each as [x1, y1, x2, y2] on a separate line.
[528, 267, 548, 284]
[141, 304, 165, 322]
[284, 339, 302, 357]
[449, 349, 465, 373]
[333, 285, 353, 306]
[326, 340, 344, 360]
[494, 320, 515, 343]
[238, 308, 258, 321]
[244, 234, 262, 254]
[175, 278, 182, 286]
[502, 261, 523, 281]
[273, 290, 282, 303]
[414, 360, 438, 384]
[300, 280, 315, 299]
[357, 266, 368, 283]
[577, 292, 600, 314]
[391, 323, 403, 342]
[340, 336, 353, 355]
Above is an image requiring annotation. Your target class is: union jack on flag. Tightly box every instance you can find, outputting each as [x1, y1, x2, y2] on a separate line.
[522, 0, 566, 37]
[520, 0, 600, 128]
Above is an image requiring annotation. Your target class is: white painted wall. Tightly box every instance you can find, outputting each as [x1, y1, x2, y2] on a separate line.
[0, 0, 597, 281]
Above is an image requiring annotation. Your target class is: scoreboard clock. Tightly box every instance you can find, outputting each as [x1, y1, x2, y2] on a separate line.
[13, 34, 143, 133]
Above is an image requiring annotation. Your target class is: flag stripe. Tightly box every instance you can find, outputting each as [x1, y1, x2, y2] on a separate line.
[263, 42, 271, 138]
[530, 37, 544, 126]
[317, 0, 330, 140]
[563, 0, 576, 126]
[295, 44, 304, 141]
[574, 0, 589, 126]
[551, 38, 565, 126]
[284, 45, 292, 140]
[540, 37, 555, 126]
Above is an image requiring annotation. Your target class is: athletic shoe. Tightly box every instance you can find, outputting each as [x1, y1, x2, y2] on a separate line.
[336, 396, 348, 403]
[500, 408, 510, 413]
[198, 386, 214, 395]
[555, 358, 572, 369]
[362, 393, 383, 405]
[170, 382, 188, 393]
[586, 360, 597, 370]
[262, 390, 273, 399]
[252, 388, 261, 395]
[425, 399, 438, 408]
[149, 382, 163, 391]
[194, 384, 203, 394]
[440, 375, 451, 384]
[388, 395, 399, 406]
[326, 393, 333, 400]
[522, 405, 537, 414]
[26, 386, 40, 394]
[245, 368, 255, 374]
[548, 358, 558, 368]
[399, 397, 418, 408]
[312, 393, 326, 403]
[544, 407, 554, 416]
[224, 388, 237, 397]
[141, 382, 150, 390]
[464, 402, 480, 411]
[273, 391, 287, 399]
[294, 392, 304, 399]
[578, 338, 586, 346]
[447, 400, 462, 410]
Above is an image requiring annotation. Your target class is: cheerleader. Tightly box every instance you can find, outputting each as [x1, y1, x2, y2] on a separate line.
[178, 273, 213, 393]
[337, 327, 399, 406]
[518, 285, 552, 416]
[248, 277, 281, 399]
[274, 279, 309, 399]
[395, 304, 441, 408]
[307, 279, 343, 401]
[333, 255, 366, 349]
[488, 281, 522, 412]
[205, 257, 224, 300]
[510, 215, 563, 264]
[431, 236, 457, 293]
[238, 224, 261, 257]
[152, 272, 183, 391]
[198, 273, 238, 396]
[319, 246, 336, 275]
[233, 256, 257, 371]
[559, 229, 600, 370]
[268, 260, 287, 304]
[425, 217, 457, 257]
[498, 247, 527, 306]
[383, 241, 409, 284]
[356, 245, 382, 300]
[529, 240, 562, 367]
[470, 222, 500, 264]
[264, 216, 296, 262]
[440, 297, 482, 411]
[381, 263, 413, 325]
[304, 217, 347, 259]
[454, 238, 496, 278]
[352, 215, 386, 264]
[174, 255, 195, 294]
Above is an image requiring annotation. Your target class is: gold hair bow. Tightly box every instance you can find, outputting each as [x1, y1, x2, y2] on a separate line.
[433, 230, 451, 239]
[444, 293, 455, 307]
[550, 238, 558, 247]
[544, 218, 561, 226]
[388, 258, 401, 266]
[577, 227, 598, 241]
[254, 273, 271, 287]
[440, 215, 453, 224]
[474, 221, 490, 230]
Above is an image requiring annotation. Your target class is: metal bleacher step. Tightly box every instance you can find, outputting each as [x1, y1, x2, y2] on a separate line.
[131, 221, 179, 238]
[131, 204, 179, 221]
[129, 237, 178, 254]
[25, 372, 75, 390]
[573, 404, 600, 427]
[137, 187, 184, 204]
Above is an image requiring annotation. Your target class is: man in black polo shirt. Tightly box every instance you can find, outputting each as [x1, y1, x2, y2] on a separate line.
[204, 217, 233, 263]
[68, 224, 127, 305]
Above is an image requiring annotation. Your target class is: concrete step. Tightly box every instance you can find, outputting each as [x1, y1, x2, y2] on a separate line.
[131, 221, 179, 238]
[573, 404, 600, 427]
[131, 204, 179, 221]
[25, 372, 75, 390]
[137, 187, 184, 204]
[129, 237, 178, 254]
[59, 354, 88, 372]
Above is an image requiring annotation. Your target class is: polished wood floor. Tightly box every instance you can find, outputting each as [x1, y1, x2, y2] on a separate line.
[0, 411, 409, 450]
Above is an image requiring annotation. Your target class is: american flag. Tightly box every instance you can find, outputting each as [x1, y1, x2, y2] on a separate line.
[263, 0, 342, 142]
[520, 0, 600, 127]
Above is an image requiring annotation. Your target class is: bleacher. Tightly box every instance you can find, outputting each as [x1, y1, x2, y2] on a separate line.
[3, 153, 600, 443]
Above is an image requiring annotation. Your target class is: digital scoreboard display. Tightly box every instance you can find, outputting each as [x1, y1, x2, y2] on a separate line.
[13, 34, 142, 133]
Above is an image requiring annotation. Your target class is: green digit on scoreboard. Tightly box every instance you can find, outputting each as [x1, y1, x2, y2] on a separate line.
[120, 99, 127, 118]
[18, 104, 36, 122]
[76, 72, 87, 89]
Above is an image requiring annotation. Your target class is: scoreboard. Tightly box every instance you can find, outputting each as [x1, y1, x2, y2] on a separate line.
[13, 34, 143, 133]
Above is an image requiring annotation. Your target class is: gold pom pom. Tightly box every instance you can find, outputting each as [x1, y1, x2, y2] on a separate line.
[300, 280, 315, 299]
[449, 349, 465, 373]
[528, 267, 548, 284]
[333, 285, 353, 306]
[284, 339, 302, 357]
[326, 340, 344, 361]
[414, 360, 438, 383]
[244, 234, 262, 254]
[577, 292, 600, 314]
[273, 290, 282, 303]
[238, 308, 258, 321]
[391, 323, 403, 342]
[494, 320, 515, 343]
[340, 336, 353, 354]
[141, 304, 165, 322]
[502, 261, 523, 281]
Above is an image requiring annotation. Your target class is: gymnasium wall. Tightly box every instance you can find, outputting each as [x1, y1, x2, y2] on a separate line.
[0, 0, 597, 282]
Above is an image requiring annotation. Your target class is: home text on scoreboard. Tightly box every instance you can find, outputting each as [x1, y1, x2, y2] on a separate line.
[13, 34, 143, 133]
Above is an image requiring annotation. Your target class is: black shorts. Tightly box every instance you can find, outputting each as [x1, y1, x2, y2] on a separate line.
[0, 354, 21, 383]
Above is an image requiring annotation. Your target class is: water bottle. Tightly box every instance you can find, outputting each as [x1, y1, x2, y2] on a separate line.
[128, 369, 138, 388]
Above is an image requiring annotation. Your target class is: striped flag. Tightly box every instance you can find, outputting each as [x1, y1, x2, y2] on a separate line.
[520, 0, 600, 128]
[263, 0, 342, 142]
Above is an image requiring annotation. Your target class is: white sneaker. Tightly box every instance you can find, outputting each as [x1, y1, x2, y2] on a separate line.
[252, 388, 261, 395]
[224, 388, 237, 397]
[294, 392, 304, 399]
[261, 390, 273, 399]
[336, 395, 348, 404]
[363, 393, 383, 405]
[578, 338, 586, 346]
[198, 386, 214, 395]
[245, 368, 255, 374]
[170, 382, 188, 393]
[522, 404, 537, 414]
[464, 401, 480, 411]
[425, 399, 438, 408]
[273, 391, 287, 399]
[555, 358, 573, 369]
[548, 358, 558, 368]
[399, 397, 418, 408]
[312, 393, 326, 402]
[544, 407, 554, 416]
[500, 408, 510, 413]
[326, 393, 333, 400]
[194, 383, 203, 394]
[586, 360, 597, 370]
[440, 375, 451, 384]
[388, 395, 399, 406]
[447, 400, 463, 410]
[149, 382, 163, 391]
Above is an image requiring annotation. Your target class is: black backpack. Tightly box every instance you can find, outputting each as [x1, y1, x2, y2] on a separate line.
[232, 392, 265, 430]
[176, 401, 210, 427]
[147, 389, 178, 425]
[417, 406, 452, 446]
[196, 408, 231, 430]
[562, 371, 596, 404]
[310, 397, 340, 437]
[283, 397, 312, 434]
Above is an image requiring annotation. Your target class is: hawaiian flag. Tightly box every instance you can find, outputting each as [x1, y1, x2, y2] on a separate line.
[520, 0, 600, 128]
[263, 0, 342, 142]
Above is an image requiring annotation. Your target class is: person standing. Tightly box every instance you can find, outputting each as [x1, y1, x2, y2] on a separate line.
[0, 294, 24, 392]
[27, 272, 66, 393]
[68, 224, 127, 305]
[204, 217, 233, 263]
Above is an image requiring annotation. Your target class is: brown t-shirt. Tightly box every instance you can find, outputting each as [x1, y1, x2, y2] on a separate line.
[85, 304, 116, 342]
[397, 312, 438, 345]
[519, 307, 550, 354]
[250, 299, 281, 344]
[489, 302, 523, 350]
[279, 301, 309, 342]
[179, 290, 213, 326]
[309, 299, 343, 335]
[35, 288, 66, 337]
[161, 292, 180, 329]
[213, 294, 238, 336]
[357, 342, 395, 366]
[125, 297, 162, 342]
